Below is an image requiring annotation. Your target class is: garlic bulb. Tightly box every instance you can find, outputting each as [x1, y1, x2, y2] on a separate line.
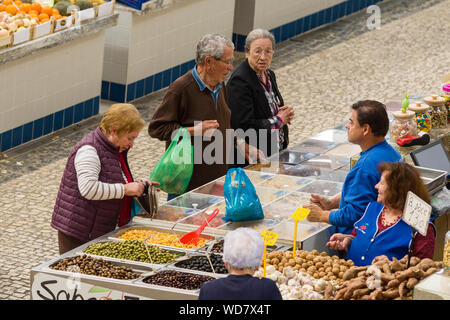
[277, 275, 288, 284]
[266, 265, 276, 274]
[283, 266, 296, 279]
[256, 266, 336, 300]
[314, 279, 327, 292]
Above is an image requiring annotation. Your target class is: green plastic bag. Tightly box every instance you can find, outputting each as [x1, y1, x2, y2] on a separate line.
[150, 127, 193, 195]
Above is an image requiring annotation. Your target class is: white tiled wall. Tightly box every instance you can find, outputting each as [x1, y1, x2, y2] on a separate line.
[237, 0, 345, 32]
[103, 0, 235, 85]
[0, 31, 105, 132]
[103, 11, 131, 83]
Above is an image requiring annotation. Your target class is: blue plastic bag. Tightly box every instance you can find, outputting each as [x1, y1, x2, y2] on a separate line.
[223, 168, 264, 222]
[131, 198, 140, 218]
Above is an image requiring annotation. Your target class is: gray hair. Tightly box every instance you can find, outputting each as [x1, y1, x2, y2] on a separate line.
[245, 28, 275, 52]
[195, 33, 234, 65]
[222, 228, 264, 270]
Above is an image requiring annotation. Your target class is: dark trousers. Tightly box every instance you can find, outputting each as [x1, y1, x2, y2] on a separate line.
[58, 231, 86, 255]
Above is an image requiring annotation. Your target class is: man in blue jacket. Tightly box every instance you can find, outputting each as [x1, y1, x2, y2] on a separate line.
[305, 100, 401, 234]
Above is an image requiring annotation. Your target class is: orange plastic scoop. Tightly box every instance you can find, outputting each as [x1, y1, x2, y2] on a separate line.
[179, 209, 220, 246]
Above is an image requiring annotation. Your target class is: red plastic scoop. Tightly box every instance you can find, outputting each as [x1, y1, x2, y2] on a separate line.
[179, 209, 220, 245]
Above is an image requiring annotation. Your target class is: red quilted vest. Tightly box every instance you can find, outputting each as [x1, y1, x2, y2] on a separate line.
[51, 127, 131, 242]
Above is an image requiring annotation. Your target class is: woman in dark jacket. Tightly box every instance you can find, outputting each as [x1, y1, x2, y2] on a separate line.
[198, 227, 282, 300]
[226, 28, 294, 166]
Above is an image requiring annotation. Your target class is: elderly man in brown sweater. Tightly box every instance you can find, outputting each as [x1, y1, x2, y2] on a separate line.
[148, 33, 265, 199]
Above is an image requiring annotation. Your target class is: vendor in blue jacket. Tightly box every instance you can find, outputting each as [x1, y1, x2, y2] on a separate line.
[326, 162, 435, 266]
[305, 100, 401, 234]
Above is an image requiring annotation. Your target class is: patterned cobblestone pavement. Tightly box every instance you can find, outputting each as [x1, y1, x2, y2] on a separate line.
[0, 0, 448, 299]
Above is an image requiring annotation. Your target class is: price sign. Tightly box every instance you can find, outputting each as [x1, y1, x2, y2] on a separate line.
[402, 191, 432, 236]
[290, 208, 311, 258]
[260, 230, 279, 246]
[260, 230, 279, 277]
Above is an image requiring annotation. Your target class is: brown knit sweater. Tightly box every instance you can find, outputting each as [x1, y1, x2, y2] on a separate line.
[148, 71, 231, 192]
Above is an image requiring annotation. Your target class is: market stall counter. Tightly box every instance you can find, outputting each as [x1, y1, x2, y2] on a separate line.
[31, 120, 448, 300]
[30, 223, 223, 300]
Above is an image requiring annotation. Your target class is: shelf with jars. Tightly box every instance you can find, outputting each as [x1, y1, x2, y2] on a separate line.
[408, 102, 431, 134]
[390, 109, 417, 142]
[424, 95, 447, 129]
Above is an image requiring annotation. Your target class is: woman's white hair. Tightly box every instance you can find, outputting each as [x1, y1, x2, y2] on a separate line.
[196, 33, 234, 65]
[222, 227, 264, 270]
[244, 28, 275, 52]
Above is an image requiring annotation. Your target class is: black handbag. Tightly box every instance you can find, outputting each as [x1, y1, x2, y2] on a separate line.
[134, 183, 158, 218]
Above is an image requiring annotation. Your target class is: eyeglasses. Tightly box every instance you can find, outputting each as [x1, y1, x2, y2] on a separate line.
[251, 48, 274, 57]
[214, 57, 234, 66]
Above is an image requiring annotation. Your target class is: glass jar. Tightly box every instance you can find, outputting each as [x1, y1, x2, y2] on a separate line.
[444, 231, 450, 269]
[390, 110, 417, 141]
[442, 83, 450, 123]
[408, 102, 431, 133]
[424, 95, 447, 129]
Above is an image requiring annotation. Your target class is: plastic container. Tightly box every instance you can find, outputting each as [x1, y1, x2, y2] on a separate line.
[424, 95, 447, 129]
[408, 102, 431, 133]
[444, 231, 450, 269]
[118, 0, 150, 10]
[390, 110, 417, 141]
[442, 83, 450, 123]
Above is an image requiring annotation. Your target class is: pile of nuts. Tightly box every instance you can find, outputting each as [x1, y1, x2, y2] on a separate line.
[143, 270, 215, 290]
[443, 236, 449, 269]
[83, 240, 184, 264]
[49, 255, 139, 280]
[175, 254, 227, 274]
[266, 250, 354, 284]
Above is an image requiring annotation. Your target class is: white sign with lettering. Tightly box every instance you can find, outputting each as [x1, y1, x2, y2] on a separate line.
[402, 191, 432, 236]
[31, 272, 147, 300]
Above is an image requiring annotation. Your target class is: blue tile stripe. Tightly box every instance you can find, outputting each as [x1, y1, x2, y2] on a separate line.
[0, 96, 100, 153]
[233, 0, 379, 51]
[103, 59, 196, 103]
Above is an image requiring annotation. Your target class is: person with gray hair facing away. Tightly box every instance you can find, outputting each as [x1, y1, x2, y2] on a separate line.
[226, 28, 294, 167]
[149, 33, 264, 200]
[198, 228, 282, 300]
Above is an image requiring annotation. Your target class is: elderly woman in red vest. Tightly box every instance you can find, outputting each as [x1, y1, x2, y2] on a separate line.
[51, 103, 157, 254]
[326, 162, 435, 266]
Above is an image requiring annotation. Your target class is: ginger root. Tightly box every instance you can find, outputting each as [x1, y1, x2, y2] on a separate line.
[406, 277, 418, 290]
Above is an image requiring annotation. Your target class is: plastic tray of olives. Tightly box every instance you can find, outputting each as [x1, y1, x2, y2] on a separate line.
[171, 253, 228, 275]
[80, 239, 187, 269]
[136, 268, 218, 292]
[47, 254, 148, 282]
[111, 225, 216, 253]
